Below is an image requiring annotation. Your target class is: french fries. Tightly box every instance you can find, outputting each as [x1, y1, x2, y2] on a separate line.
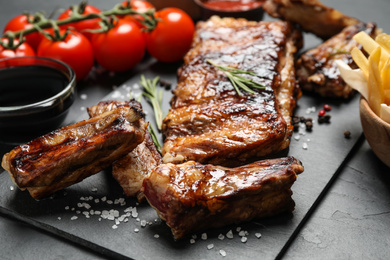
[350, 31, 390, 118]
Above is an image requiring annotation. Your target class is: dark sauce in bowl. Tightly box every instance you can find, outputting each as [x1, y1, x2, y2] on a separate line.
[0, 57, 76, 144]
[0, 66, 67, 107]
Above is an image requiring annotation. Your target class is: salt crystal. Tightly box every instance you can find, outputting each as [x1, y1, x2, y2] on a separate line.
[112, 225, 118, 229]
[71, 216, 78, 220]
[154, 234, 160, 238]
[294, 135, 300, 141]
[80, 107, 86, 111]
[302, 142, 308, 150]
[238, 231, 246, 237]
[91, 187, 98, 192]
[124, 218, 129, 223]
[95, 210, 101, 215]
[241, 237, 248, 243]
[131, 208, 138, 218]
[65, 206, 70, 210]
[76, 210, 81, 214]
[219, 250, 227, 257]
[201, 233, 207, 240]
[255, 233, 262, 239]
[226, 230, 234, 239]
[9, 186, 14, 191]
[101, 196, 107, 202]
[207, 244, 214, 250]
[141, 220, 147, 227]
[190, 239, 196, 244]
[77, 203, 83, 208]
[94, 199, 100, 203]
[218, 234, 225, 240]
[58, 217, 61, 220]
[107, 200, 113, 205]
[80, 94, 88, 100]
[115, 219, 120, 225]
[90, 210, 94, 215]
[134, 228, 139, 233]
[236, 227, 241, 232]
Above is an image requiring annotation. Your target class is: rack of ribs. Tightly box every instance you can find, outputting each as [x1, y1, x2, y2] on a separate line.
[263, 0, 360, 39]
[142, 156, 304, 239]
[162, 16, 302, 166]
[88, 100, 162, 202]
[1, 104, 147, 199]
[296, 22, 378, 98]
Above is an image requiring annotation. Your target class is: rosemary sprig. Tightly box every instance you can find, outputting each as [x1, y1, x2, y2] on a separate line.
[207, 59, 265, 96]
[328, 48, 350, 58]
[140, 75, 163, 131]
[148, 124, 162, 154]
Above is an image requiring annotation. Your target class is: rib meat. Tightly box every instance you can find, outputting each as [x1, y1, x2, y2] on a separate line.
[296, 22, 378, 98]
[1, 105, 147, 199]
[162, 17, 302, 166]
[88, 100, 162, 202]
[263, 0, 361, 39]
[142, 156, 304, 239]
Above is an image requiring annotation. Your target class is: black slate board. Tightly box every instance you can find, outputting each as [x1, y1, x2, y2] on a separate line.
[0, 55, 364, 259]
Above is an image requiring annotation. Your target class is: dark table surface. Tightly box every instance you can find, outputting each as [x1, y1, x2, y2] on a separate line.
[1, 0, 390, 259]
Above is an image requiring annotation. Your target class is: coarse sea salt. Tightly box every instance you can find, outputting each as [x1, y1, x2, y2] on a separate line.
[207, 244, 214, 250]
[219, 250, 227, 257]
[226, 230, 234, 239]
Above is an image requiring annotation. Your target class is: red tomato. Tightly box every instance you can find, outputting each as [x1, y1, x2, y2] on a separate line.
[121, 0, 155, 29]
[58, 4, 101, 40]
[3, 14, 42, 50]
[145, 8, 195, 63]
[37, 30, 94, 81]
[90, 19, 145, 72]
[0, 38, 35, 58]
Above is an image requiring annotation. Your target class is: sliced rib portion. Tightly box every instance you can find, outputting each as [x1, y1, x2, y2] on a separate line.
[263, 0, 360, 39]
[2, 105, 147, 199]
[162, 17, 302, 166]
[88, 100, 162, 202]
[296, 22, 378, 98]
[142, 156, 304, 239]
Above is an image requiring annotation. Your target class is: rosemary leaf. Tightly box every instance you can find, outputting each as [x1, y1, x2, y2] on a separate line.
[148, 124, 162, 154]
[140, 75, 163, 131]
[207, 59, 265, 96]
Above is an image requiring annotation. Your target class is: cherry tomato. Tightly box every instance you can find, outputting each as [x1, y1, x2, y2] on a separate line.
[58, 4, 101, 40]
[3, 14, 42, 50]
[121, 0, 155, 29]
[0, 38, 35, 58]
[145, 8, 194, 63]
[37, 30, 94, 81]
[91, 19, 145, 72]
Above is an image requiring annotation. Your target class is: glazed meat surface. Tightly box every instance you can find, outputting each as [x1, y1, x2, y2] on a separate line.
[296, 22, 378, 98]
[162, 17, 302, 166]
[88, 100, 162, 202]
[2, 105, 147, 199]
[142, 156, 304, 239]
[263, 0, 360, 39]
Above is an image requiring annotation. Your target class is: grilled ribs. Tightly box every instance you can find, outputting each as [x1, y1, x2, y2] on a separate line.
[263, 0, 360, 39]
[296, 22, 378, 98]
[2, 105, 147, 199]
[142, 156, 304, 239]
[88, 100, 162, 202]
[162, 17, 302, 166]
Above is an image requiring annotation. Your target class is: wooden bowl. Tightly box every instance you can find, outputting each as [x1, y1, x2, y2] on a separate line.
[360, 98, 390, 167]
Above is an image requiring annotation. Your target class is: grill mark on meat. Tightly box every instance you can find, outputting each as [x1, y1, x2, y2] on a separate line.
[142, 156, 304, 239]
[296, 22, 378, 98]
[1, 105, 147, 199]
[88, 100, 162, 202]
[162, 17, 302, 166]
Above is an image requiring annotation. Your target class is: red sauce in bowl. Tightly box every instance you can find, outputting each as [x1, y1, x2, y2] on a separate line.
[202, 0, 263, 12]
